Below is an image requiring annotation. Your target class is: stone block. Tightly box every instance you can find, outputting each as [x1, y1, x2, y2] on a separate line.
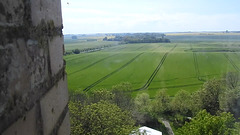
[58, 111, 70, 135]
[40, 76, 68, 135]
[2, 105, 38, 135]
[31, 0, 63, 27]
[49, 36, 64, 76]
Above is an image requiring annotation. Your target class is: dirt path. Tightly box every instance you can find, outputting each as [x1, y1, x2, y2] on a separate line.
[162, 120, 174, 135]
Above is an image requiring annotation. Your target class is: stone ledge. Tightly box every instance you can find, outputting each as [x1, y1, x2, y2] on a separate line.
[2, 105, 38, 135]
[52, 107, 70, 135]
[49, 36, 64, 76]
[0, 67, 66, 133]
[40, 76, 68, 135]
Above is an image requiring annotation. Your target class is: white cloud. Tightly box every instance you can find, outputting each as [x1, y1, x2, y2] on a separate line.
[61, 0, 240, 34]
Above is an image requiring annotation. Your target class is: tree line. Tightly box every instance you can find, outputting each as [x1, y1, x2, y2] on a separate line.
[64, 44, 114, 55]
[69, 72, 240, 135]
[103, 33, 171, 43]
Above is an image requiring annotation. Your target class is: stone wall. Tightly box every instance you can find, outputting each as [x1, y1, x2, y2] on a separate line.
[0, 0, 70, 134]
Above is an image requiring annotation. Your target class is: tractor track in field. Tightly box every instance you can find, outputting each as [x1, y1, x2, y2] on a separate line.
[191, 44, 203, 81]
[193, 52, 202, 81]
[134, 45, 145, 51]
[105, 46, 126, 52]
[148, 82, 203, 90]
[133, 45, 177, 91]
[150, 44, 162, 51]
[223, 53, 240, 72]
[233, 52, 240, 61]
[68, 54, 119, 76]
[83, 53, 144, 91]
[66, 54, 90, 61]
[115, 46, 127, 51]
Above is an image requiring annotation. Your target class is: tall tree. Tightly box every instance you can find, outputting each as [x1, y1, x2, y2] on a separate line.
[220, 88, 240, 119]
[176, 110, 236, 135]
[150, 90, 171, 117]
[171, 90, 192, 116]
[200, 79, 223, 115]
[134, 93, 151, 113]
[224, 72, 240, 89]
[69, 101, 136, 135]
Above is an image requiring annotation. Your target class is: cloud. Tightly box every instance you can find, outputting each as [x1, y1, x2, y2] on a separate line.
[61, 0, 240, 34]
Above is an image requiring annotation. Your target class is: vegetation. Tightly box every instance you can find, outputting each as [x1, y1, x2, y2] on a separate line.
[105, 33, 170, 43]
[175, 110, 237, 135]
[69, 77, 240, 135]
[65, 34, 240, 134]
[65, 39, 240, 97]
[69, 101, 135, 135]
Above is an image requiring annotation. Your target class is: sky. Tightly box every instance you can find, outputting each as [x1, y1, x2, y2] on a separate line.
[61, 0, 240, 34]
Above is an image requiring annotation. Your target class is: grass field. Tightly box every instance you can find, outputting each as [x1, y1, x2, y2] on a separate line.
[64, 34, 240, 98]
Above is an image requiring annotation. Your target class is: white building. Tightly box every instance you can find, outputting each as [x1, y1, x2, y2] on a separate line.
[133, 126, 162, 135]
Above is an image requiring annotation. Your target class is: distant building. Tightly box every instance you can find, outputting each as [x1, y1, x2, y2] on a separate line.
[132, 126, 162, 135]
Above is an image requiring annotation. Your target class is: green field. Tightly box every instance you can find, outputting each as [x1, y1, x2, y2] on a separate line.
[64, 35, 240, 97]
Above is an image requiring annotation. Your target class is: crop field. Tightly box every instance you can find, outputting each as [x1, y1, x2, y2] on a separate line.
[64, 35, 240, 97]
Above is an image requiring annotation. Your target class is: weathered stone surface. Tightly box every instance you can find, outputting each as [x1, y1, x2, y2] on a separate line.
[0, 0, 25, 25]
[0, 0, 69, 134]
[40, 76, 68, 135]
[58, 111, 71, 135]
[31, 0, 63, 27]
[0, 38, 48, 115]
[2, 105, 38, 135]
[49, 36, 64, 76]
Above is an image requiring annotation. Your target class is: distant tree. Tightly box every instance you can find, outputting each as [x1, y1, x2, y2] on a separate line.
[69, 101, 136, 135]
[105, 33, 170, 43]
[161, 34, 166, 38]
[176, 110, 236, 135]
[72, 35, 77, 39]
[103, 37, 108, 41]
[72, 49, 80, 54]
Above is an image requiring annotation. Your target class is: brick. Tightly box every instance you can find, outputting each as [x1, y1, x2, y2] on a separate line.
[49, 36, 64, 76]
[30, 0, 63, 27]
[40, 76, 68, 135]
[58, 111, 70, 135]
[2, 105, 38, 135]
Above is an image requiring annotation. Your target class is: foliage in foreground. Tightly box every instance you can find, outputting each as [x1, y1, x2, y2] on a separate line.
[69, 74, 240, 135]
[176, 110, 238, 135]
[69, 100, 136, 135]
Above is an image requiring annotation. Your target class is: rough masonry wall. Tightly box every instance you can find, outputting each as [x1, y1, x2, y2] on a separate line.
[0, 0, 70, 134]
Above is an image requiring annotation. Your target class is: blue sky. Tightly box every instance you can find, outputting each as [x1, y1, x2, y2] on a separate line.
[61, 0, 240, 34]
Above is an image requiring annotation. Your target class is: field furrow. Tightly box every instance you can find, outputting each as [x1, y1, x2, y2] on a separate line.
[193, 52, 201, 80]
[223, 53, 240, 72]
[83, 53, 144, 91]
[65, 40, 240, 97]
[68, 53, 119, 75]
[134, 45, 177, 91]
